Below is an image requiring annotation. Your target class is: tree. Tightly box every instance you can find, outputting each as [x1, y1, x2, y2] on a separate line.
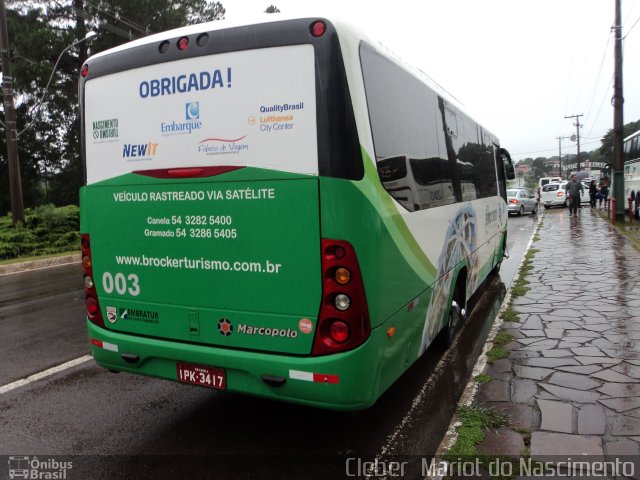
[265, 5, 280, 13]
[599, 119, 640, 160]
[530, 157, 546, 181]
[0, 0, 225, 215]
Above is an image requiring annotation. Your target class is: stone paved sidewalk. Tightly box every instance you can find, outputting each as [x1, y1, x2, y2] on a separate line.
[474, 208, 640, 462]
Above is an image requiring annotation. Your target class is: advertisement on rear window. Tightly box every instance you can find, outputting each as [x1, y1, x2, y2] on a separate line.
[84, 44, 317, 184]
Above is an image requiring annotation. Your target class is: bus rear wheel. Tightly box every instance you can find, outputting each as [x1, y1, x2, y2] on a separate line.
[445, 300, 466, 346]
[444, 283, 467, 347]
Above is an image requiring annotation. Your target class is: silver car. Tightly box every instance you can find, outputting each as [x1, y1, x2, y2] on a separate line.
[507, 189, 538, 215]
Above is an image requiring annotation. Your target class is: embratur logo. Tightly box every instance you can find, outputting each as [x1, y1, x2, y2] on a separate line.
[186, 102, 200, 120]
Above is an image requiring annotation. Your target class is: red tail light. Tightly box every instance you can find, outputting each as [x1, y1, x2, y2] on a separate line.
[557, 191, 565, 197]
[509, 199, 519, 204]
[312, 239, 371, 356]
[310, 21, 327, 37]
[81, 234, 104, 327]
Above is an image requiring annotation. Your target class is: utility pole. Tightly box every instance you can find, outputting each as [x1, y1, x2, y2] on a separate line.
[565, 114, 583, 173]
[613, 0, 624, 221]
[555, 136, 570, 179]
[0, 0, 24, 224]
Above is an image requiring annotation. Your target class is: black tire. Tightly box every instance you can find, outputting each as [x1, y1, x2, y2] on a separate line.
[444, 279, 467, 347]
[490, 261, 501, 276]
[518, 206, 524, 216]
[444, 299, 466, 347]
[532, 204, 538, 215]
[544, 205, 550, 210]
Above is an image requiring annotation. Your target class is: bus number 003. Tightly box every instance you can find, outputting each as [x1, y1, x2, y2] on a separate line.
[102, 272, 141, 296]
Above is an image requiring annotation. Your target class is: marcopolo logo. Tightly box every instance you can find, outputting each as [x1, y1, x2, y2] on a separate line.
[217, 318, 233, 336]
[237, 323, 298, 339]
[8, 456, 73, 479]
[160, 103, 202, 136]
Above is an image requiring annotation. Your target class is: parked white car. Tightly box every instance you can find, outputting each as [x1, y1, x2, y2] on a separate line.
[541, 181, 589, 209]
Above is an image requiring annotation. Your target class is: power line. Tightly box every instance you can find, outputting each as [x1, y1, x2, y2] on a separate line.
[586, 75, 614, 138]
[583, 29, 612, 122]
[513, 139, 603, 157]
[623, 14, 640, 38]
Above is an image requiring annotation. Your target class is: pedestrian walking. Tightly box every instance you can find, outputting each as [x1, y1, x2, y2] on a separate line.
[565, 174, 584, 216]
[599, 180, 609, 208]
[589, 180, 597, 208]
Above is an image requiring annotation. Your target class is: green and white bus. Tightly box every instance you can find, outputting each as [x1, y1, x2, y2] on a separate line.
[80, 16, 515, 410]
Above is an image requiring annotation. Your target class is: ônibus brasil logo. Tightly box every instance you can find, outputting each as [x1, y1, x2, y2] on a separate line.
[218, 318, 233, 336]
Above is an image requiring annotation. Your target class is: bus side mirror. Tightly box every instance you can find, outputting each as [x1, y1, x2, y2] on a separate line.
[505, 163, 515, 180]
[498, 148, 516, 180]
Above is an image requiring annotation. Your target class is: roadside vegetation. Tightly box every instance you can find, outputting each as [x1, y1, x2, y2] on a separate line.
[0, 205, 79, 261]
[445, 404, 508, 458]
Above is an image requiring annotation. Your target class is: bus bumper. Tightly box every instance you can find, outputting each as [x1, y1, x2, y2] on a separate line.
[87, 319, 385, 411]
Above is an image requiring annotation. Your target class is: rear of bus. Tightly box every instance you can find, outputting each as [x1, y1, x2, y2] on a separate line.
[80, 18, 400, 410]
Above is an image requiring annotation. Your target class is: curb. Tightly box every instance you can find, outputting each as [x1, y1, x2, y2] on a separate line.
[434, 214, 543, 459]
[0, 253, 81, 276]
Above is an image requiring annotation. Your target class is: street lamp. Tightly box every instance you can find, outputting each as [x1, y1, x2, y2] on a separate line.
[0, 27, 97, 224]
[18, 31, 97, 138]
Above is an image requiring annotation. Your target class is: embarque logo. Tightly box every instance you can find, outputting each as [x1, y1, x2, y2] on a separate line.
[186, 102, 200, 120]
[160, 102, 202, 136]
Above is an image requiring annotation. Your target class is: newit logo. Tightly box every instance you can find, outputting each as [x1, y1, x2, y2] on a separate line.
[122, 142, 158, 159]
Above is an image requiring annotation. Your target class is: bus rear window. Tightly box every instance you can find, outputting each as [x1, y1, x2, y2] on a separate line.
[84, 45, 318, 184]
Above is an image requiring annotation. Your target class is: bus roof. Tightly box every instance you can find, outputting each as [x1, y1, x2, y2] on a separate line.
[624, 128, 640, 142]
[86, 14, 496, 143]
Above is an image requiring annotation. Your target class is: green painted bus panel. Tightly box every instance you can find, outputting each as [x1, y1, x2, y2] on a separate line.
[358, 151, 437, 283]
[318, 149, 437, 329]
[377, 287, 433, 393]
[83, 172, 322, 355]
[88, 319, 386, 411]
[318, 176, 429, 328]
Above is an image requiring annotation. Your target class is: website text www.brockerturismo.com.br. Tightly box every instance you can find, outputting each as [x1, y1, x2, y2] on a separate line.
[115, 254, 282, 275]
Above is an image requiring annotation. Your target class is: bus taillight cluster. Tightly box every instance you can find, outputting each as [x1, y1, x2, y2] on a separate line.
[82, 234, 104, 326]
[312, 239, 371, 356]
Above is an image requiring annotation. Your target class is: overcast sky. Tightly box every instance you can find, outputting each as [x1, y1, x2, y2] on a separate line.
[219, 0, 640, 162]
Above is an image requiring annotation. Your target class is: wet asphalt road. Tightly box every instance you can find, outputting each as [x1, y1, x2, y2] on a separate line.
[0, 213, 539, 479]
